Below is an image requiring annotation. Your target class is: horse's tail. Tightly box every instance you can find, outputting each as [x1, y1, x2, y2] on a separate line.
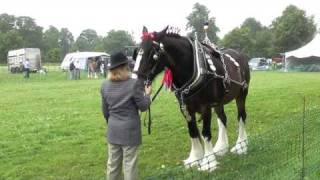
[240, 53, 250, 85]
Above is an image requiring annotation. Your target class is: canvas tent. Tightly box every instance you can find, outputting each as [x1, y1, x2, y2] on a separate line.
[60, 52, 110, 70]
[285, 33, 320, 71]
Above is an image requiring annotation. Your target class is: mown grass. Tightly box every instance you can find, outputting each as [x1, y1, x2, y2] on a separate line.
[0, 66, 319, 179]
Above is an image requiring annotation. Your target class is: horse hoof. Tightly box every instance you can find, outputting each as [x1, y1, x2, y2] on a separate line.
[230, 141, 247, 155]
[183, 155, 204, 168]
[198, 161, 218, 172]
[183, 159, 198, 169]
[198, 154, 218, 171]
[213, 146, 228, 156]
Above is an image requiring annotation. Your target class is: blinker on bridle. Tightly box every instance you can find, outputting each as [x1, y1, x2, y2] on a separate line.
[138, 32, 165, 85]
[144, 41, 164, 86]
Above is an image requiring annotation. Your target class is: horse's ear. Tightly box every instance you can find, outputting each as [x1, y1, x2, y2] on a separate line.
[142, 26, 148, 33]
[155, 26, 169, 41]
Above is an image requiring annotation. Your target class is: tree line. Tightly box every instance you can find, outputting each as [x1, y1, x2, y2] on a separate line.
[0, 3, 317, 64]
[0, 14, 135, 63]
[187, 3, 317, 58]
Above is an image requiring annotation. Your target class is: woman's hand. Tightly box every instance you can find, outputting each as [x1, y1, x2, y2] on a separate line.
[145, 85, 152, 95]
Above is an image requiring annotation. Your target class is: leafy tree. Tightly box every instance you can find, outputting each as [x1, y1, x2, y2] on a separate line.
[59, 28, 74, 59]
[94, 36, 105, 52]
[221, 27, 251, 54]
[186, 3, 220, 42]
[253, 29, 273, 57]
[0, 30, 23, 63]
[221, 18, 273, 58]
[271, 5, 317, 53]
[74, 29, 99, 51]
[103, 30, 135, 54]
[15, 16, 43, 48]
[0, 14, 23, 63]
[43, 26, 60, 62]
[46, 48, 61, 63]
[241, 18, 263, 34]
[0, 13, 16, 33]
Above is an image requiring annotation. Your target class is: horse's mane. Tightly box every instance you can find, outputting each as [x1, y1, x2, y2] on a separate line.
[165, 32, 181, 38]
[163, 26, 181, 39]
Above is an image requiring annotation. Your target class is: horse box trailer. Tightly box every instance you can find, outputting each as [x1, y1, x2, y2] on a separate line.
[7, 48, 41, 73]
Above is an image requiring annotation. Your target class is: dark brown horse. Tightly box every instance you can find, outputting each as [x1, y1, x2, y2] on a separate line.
[135, 26, 250, 171]
[87, 57, 104, 79]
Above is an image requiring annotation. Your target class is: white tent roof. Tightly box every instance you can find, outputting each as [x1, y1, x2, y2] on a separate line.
[285, 33, 320, 58]
[60, 52, 109, 70]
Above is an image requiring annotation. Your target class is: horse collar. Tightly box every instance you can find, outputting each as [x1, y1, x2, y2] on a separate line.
[173, 37, 208, 100]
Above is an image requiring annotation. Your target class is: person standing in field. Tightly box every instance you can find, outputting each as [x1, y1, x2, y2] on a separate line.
[69, 60, 75, 80]
[101, 52, 152, 180]
[74, 60, 81, 80]
[23, 59, 31, 79]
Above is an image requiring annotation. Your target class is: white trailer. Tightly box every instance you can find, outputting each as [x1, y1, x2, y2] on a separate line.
[7, 48, 41, 73]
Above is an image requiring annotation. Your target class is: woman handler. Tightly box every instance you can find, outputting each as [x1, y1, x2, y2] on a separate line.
[101, 52, 152, 180]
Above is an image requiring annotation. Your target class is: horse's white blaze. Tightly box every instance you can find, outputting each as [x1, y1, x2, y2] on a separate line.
[213, 118, 229, 156]
[184, 138, 204, 167]
[231, 118, 248, 154]
[225, 54, 240, 67]
[133, 49, 143, 72]
[132, 49, 143, 79]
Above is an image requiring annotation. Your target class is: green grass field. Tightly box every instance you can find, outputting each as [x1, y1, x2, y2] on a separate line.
[0, 66, 319, 179]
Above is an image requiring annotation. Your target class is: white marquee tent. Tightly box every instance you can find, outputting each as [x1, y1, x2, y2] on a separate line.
[60, 52, 109, 70]
[285, 33, 320, 71]
[286, 33, 320, 58]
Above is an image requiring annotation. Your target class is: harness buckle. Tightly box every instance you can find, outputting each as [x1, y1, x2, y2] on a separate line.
[182, 87, 190, 95]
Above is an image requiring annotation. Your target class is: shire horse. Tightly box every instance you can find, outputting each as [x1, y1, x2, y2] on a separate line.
[135, 26, 250, 170]
[87, 57, 101, 78]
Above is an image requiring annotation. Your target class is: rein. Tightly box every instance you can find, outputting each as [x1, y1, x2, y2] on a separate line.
[143, 83, 164, 134]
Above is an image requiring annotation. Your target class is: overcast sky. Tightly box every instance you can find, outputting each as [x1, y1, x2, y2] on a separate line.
[0, 0, 319, 41]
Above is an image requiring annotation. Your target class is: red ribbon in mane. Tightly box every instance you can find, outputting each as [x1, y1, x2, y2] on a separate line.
[141, 32, 155, 40]
[162, 68, 173, 91]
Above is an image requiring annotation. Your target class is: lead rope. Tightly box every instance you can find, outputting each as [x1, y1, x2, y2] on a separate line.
[143, 83, 164, 134]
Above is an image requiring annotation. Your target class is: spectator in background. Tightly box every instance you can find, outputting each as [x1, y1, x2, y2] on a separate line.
[23, 59, 31, 79]
[69, 60, 75, 80]
[74, 60, 81, 80]
[101, 52, 152, 180]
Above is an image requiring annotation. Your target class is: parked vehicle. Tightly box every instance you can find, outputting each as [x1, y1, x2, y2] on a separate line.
[7, 48, 41, 73]
[249, 58, 270, 71]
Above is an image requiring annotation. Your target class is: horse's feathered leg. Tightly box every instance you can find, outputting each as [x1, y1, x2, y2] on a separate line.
[213, 105, 229, 156]
[200, 106, 213, 156]
[198, 105, 218, 171]
[231, 89, 248, 154]
[183, 110, 204, 167]
[87, 66, 92, 78]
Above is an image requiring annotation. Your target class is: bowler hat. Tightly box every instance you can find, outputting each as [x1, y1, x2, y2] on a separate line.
[108, 52, 130, 70]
